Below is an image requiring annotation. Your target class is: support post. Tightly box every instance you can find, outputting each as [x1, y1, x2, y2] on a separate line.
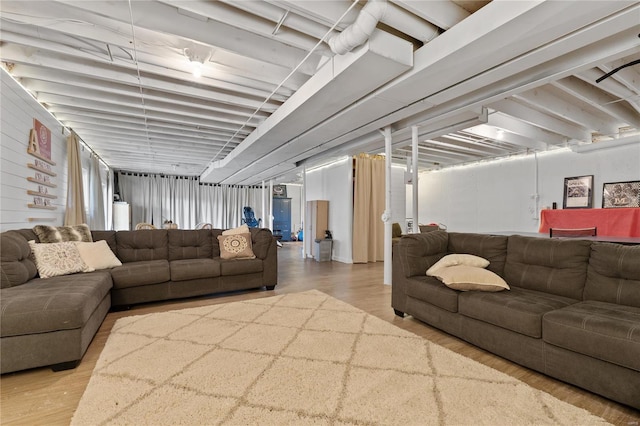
[412, 125, 419, 233]
[383, 126, 392, 285]
[261, 180, 266, 229]
[268, 180, 273, 230]
[302, 165, 307, 259]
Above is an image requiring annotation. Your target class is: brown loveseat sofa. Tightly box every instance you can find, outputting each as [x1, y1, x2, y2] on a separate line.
[392, 231, 640, 409]
[0, 227, 277, 374]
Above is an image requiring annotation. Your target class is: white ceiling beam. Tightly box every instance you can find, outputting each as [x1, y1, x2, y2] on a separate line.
[51, 109, 250, 139]
[57, 0, 323, 75]
[575, 68, 640, 114]
[426, 137, 509, 157]
[221, 0, 337, 40]
[25, 79, 268, 122]
[489, 98, 590, 142]
[45, 100, 251, 134]
[159, 0, 333, 55]
[600, 55, 640, 96]
[551, 76, 640, 128]
[393, 0, 470, 29]
[0, 25, 298, 97]
[488, 111, 567, 146]
[464, 124, 548, 151]
[37, 93, 259, 129]
[4, 51, 282, 112]
[54, 113, 244, 144]
[514, 87, 619, 136]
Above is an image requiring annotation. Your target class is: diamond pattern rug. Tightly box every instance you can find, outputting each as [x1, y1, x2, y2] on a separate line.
[72, 290, 609, 425]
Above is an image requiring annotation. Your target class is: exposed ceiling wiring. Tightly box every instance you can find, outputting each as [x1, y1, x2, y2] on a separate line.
[126, 0, 152, 158]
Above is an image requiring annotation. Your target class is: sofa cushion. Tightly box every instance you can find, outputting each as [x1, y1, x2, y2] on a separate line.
[543, 301, 640, 371]
[0, 271, 112, 337]
[1, 231, 38, 288]
[219, 258, 263, 276]
[447, 233, 508, 277]
[168, 230, 213, 260]
[432, 265, 509, 292]
[458, 287, 577, 338]
[584, 243, 640, 308]
[170, 259, 220, 281]
[28, 241, 93, 278]
[504, 235, 591, 300]
[33, 224, 93, 243]
[116, 230, 168, 262]
[405, 275, 459, 313]
[110, 260, 170, 289]
[396, 231, 449, 278]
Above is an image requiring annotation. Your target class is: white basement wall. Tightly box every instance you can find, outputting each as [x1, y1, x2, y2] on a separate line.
[305, 158, 353, 263]
[1, 71, 68, 231]
[417, 144, 640, 233]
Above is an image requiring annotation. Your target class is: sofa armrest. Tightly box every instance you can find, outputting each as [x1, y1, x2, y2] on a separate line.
[395, 231, 449, 278]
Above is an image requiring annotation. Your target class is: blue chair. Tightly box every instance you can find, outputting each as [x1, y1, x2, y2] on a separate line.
[241, 206, 262, 228]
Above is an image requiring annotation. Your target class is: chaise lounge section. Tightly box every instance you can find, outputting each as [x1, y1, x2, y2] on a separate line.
[0, 227, 277, 374]
[392, 230, 640, 409]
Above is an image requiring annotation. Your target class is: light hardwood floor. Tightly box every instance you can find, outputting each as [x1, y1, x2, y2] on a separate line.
[2, 242, 639, 425]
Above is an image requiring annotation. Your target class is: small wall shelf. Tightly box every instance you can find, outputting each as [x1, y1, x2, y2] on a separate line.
[27, 177, 57, 188]
[28, 204, 57, 210]
[27, 163, 56, 177]
[26, 190, 57, 199]
[28, 217, 56, 222]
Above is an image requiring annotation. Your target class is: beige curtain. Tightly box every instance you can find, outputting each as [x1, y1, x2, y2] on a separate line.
[352, 153, 385, 263]
[65, 132, 86, 225]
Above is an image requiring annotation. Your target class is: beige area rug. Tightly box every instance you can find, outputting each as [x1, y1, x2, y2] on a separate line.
[72, 290, 609, 425]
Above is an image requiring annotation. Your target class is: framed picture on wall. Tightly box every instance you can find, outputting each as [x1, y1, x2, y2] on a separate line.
[272, 184, 287, 198]
[602, 181, 640, 208]
[563, 175, 593, 209]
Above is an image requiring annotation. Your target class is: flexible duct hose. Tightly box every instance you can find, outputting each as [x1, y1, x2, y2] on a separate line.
[328, 0, 388, 55]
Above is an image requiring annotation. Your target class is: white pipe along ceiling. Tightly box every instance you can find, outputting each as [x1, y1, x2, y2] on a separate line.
[0, 0, 638, 184]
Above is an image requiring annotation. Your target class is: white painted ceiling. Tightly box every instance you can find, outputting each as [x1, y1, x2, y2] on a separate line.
[1, 0, 639, 184]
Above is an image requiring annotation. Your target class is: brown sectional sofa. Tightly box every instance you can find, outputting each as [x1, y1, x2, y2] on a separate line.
[0, 227, 277, 374]
[392, 231, 640, 409]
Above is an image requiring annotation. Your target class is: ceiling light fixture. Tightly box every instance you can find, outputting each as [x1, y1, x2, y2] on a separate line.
[184, 47, 211, 78]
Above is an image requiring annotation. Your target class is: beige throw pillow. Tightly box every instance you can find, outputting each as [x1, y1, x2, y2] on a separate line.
[426, 254, 490, 276]
[33, 224, 93, 243]
[222, 224, 250, 236]
[75, 240, 122, 270]
[217, 233, 256, 260]
[432, 265, 509, 292]
[28, 241, 93, 278]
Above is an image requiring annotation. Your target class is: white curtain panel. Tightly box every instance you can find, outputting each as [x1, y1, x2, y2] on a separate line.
[118, 172, 263, 230]
[117, 173, 154, 226]
[88, 155, 106, 230]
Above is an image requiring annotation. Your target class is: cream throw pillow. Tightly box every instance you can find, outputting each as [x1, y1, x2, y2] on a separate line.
[217, 233, 256, 260]
[222, 224, 250, 235]
[432, 265, 509, 292]
[75, 240, 122, 270]
[29, 241, 93, 278]
[426, 254, 490, 276]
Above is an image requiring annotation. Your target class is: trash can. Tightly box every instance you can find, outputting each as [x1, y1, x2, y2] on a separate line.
[314, 239, 332, 262]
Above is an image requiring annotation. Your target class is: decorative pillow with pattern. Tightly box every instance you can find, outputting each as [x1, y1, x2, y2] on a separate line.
[28, 241, 94, 278]
[222, 224, 251, 236]
[33, 224, 93, 243]
[217, 233, 256, 260]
